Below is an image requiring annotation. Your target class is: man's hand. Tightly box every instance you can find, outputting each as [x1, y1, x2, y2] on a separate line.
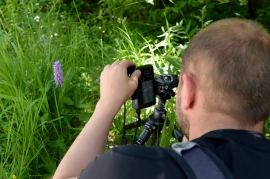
[99, 60, 141, 108]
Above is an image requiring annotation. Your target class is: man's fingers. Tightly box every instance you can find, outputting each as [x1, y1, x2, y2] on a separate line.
[101, 65, 110, 75]
[111, 60, 120, 67]
[129, 70, 141, 89]
[120, 60, 136, 68]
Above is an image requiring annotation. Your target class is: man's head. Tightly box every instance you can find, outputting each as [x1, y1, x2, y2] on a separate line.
[176, 18, 270, 138]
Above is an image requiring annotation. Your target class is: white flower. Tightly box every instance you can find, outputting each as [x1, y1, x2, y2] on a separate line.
[117, 18, 121, 24]
[34, 16, 40, 22]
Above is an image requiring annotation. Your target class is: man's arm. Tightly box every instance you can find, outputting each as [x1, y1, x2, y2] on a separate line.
[53, 60, 141, 179]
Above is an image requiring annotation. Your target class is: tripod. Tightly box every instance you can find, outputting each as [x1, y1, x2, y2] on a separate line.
[124, 87, 183, 146]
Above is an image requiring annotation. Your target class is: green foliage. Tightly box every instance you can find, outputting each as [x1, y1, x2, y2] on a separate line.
[1, 0, 270, 178]
[0, 1, 113, 178]
[255, 0, 270, 30]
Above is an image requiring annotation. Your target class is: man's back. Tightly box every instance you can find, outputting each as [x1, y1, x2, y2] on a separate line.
[79, 129, 270, 179]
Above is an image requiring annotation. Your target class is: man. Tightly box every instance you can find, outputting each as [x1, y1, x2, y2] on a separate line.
[54, 18, 270, 179]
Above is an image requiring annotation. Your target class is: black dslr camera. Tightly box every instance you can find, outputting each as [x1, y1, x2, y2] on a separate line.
[128, 64, 178, 110]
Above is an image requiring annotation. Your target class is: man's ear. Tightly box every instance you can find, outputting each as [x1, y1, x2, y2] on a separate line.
[182, 74, 196, 111]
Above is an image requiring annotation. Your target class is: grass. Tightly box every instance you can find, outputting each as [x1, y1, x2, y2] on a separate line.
[0, 1, 172, 178]
[1, 0, 270, 178]
[0, 1, 114, 178]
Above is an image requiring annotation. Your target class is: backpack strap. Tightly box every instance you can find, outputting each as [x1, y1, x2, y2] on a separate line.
[164, 147, 198, 179]
[164, 142, 235, 179]
[199, 147, 235, 179]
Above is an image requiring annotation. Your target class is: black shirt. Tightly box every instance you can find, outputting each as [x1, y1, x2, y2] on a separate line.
[78, 129, 270, 179]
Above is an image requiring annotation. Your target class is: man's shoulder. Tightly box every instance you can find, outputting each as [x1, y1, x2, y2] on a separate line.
[193, 129, 270, 179]
[193, 129, 270, 151]
[79, 145, 187, 179]
[111, 144, 168, 159]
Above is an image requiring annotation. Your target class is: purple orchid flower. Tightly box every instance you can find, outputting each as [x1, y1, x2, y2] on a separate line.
[53, 60, 64, 87]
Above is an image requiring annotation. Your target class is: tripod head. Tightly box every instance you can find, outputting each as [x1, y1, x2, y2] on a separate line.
[155, 74, 178, 101]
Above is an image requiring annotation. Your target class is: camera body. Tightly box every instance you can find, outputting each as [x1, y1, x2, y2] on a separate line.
[128, 64, 178, 110]
[129, 65, 156, 110]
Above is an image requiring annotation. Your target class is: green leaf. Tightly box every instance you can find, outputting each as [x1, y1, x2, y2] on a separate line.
[171, 7, 179, 13]
[179, 19, 183, 26]
[185, 20, 191, 33]
[176, 1, 187, 10]
[78, 104, 89, 109]
[145, 0, 154, 5]
[189, 27, 198, 38]
[155, 61, 164, 74]
[39, 155, 56, 174]
[189, 0, 200, 7]
[78, 112, 90, 122]
[163, 56, 180, 69]
[62, 96, 74, 106]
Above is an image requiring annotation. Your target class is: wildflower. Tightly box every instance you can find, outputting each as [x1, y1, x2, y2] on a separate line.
[117, 18, 121, 24]
[53, 61, 64, 87]
[12, 174, 16, 179]
[34, 15, 40, 22]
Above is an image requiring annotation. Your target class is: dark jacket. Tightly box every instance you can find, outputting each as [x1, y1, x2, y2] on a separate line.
[79, 129, 270, 179]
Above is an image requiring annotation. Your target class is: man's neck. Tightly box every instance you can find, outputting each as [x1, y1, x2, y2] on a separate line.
[188, 113, 264, 140]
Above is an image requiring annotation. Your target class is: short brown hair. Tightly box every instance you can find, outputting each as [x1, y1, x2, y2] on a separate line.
[181, 18, 270, 125]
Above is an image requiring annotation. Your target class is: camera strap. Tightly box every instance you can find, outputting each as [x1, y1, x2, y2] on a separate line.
[164, 142, 234, 179]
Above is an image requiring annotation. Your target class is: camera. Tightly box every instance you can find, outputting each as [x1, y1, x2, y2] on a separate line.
[129, 65, 156, 109]
[126, 64, 180, 145]
[128, 64, 178, 110]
